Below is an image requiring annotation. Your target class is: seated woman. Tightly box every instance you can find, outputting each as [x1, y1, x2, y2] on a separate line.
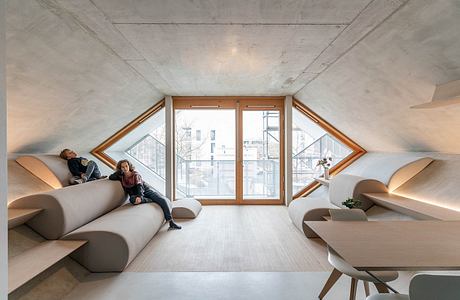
[109, 159, 181, 230]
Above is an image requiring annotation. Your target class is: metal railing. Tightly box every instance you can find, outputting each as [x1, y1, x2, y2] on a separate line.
[127, 132, 351, 197]
[292, 134, 352, 193]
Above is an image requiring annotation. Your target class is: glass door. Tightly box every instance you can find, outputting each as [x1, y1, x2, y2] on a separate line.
[174, 98, 237, 204]
[238, 100, 284, 204]
[174, 97, 284, 205]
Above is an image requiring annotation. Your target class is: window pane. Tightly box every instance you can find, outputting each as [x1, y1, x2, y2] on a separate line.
[106, 107, 166, 194]
[243, 110, 280, 199]
[292, 108, 353, 194]
[175, 109, 235, 199]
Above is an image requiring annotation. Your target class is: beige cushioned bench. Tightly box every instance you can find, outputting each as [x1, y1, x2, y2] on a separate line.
[8, 179, 126, 239]
[288, 155, 434, 237]
[63, 203, 165, 272]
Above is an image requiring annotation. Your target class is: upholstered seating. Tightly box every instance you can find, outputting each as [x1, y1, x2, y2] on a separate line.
[16, 155, 73, 188]
[319, 209, 399, 300]
[63, 203, 164, 272]
[288, 155, 433, 237]
[8, 179, 126, 239]
[172, 198, 202, 219]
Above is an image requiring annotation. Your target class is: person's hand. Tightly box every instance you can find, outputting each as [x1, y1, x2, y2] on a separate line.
[135, 197, 142, 204]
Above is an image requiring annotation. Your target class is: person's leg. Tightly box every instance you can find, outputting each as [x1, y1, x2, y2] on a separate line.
[142, 188, 181, 230]
[83, 161, 96, 180]
[142, 189, 172, 220]
[69, 176, 83, 185]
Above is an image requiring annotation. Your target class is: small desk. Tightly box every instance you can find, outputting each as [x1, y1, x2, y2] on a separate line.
[305, 220, 460, 271]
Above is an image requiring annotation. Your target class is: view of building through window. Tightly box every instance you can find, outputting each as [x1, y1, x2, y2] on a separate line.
[292, 107, 352, 194]
[124, 104, 353, 200]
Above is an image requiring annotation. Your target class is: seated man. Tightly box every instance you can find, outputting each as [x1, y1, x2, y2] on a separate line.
[59, 149, 106, 185]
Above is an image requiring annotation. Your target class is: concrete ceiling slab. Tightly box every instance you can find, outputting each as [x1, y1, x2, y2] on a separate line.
[7, 0, 163, 153]
[295, 0, 460, 153]
[91, 0, 371, 24]
[116, 24, 344, 95]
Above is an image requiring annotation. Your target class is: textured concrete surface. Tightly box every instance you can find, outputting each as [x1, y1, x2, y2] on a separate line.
[7, 0, 418, 154]
[295, 0, 460, 153]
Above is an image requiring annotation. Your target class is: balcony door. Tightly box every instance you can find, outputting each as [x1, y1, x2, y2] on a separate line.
[174, 97, 284, 205]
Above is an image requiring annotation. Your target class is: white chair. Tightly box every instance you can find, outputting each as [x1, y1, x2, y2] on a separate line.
[319, 209, 399, 300]
[366, 274, 460, 300]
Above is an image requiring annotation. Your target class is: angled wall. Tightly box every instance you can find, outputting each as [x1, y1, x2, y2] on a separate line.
[0, 0, 7, 296]
[6, 0, 164, 154]
[295, 0, 460, 153]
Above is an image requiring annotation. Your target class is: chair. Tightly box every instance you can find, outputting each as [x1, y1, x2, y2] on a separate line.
[366, 274, 460, 300]
[319, 209, 399, 300]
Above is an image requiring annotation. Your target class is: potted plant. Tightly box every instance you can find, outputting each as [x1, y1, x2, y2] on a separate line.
[342, 198, 362, 209]
[317, 157, 332, 180]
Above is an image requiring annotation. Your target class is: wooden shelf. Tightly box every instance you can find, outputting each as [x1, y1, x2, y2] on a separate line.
[8, 240, 87, 294]
[363, 193, 460, 221]
[314, 177, 330, 187]
[8, 208, 43, 229]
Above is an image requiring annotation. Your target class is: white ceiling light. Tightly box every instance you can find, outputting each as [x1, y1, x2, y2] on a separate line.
[411, 79, 460, 109]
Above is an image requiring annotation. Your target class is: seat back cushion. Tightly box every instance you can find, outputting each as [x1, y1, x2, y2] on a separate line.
[16, 155, 73, 188]
[329, 174, 388, 210]
[8, 180, 127, 239]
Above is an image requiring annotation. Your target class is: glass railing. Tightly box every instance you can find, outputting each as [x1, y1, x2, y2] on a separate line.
[128, 132, 352, 197]
[292, 134, 352, 194]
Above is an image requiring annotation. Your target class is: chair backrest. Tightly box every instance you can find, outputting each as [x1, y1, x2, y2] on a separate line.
[329, 209, 368, 221]
[410, 274, 460, 300]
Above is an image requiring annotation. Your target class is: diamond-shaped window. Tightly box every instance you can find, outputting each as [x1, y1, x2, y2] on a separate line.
[91, 98, 365, 201]
[292, 99, 365, 198]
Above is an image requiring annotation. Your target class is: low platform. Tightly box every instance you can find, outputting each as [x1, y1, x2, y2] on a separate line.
[172, 198, 202, 219]
[9, 240, 87, 294]
[8, 208, 43, 229]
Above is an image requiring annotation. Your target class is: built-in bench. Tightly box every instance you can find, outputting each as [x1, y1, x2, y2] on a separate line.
[363, 193, 460, 221]
[8, 208, 43, 229]
[8, 240, 87, 294]
[288, 155, 434, 238]
[8, 154, 203, 293]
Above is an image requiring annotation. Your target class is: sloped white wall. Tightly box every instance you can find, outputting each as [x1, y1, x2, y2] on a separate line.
[295, 0, 460, 153]
[6, 0, 164, 154]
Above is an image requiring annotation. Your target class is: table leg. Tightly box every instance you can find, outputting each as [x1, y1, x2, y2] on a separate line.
[365, 271, 399, 294]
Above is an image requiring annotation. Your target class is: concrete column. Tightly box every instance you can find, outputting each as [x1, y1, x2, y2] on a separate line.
[284, 96, 293, 205]
[0, 0, 7, 297]
[164, 96, 174, 200]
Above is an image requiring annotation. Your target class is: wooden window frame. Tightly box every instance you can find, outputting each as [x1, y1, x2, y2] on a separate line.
[292, 98, 366, 199]
[91, 99, 165, 169]
[91, 96, 365, 203]
[174, 96, 285, 205]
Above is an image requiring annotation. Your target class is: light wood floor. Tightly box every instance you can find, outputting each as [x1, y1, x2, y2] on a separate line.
[126, 205, 331, 272]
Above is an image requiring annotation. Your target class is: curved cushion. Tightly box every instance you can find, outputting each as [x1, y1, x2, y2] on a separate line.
[16, 155, 73, 188]
[172, 198, 202, 219]
[288, 196, 337, 237]
[329, 174, 388, 210]
[366, 294, 409, 300]
[63, 203, 164, 272]
[8, 180, 126, 239]
[328, 249, 398, 283]
[344, 154, 433, 192]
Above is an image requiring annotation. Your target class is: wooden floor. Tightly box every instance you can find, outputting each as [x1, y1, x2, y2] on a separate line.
[126, 205, 331, 272]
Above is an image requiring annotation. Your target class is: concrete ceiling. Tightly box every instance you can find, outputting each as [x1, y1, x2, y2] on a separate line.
[6, 0, 460, 154]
